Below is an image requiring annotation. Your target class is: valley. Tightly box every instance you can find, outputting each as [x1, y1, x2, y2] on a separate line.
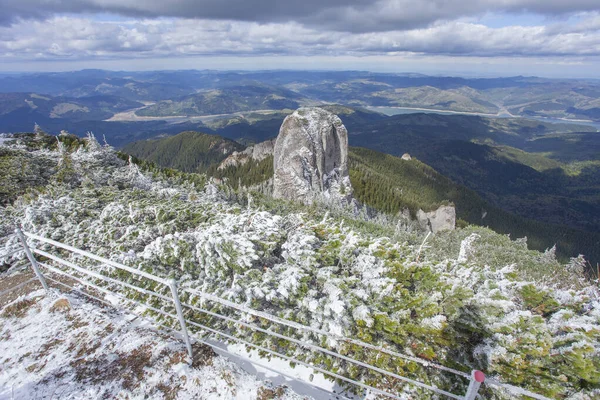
[106, 106, 283, 123]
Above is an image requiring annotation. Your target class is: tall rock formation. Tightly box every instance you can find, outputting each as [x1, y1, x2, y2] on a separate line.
[273, 108, 353, 204]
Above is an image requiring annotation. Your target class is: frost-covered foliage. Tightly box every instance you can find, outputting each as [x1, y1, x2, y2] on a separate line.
[1, 136, 599, 399]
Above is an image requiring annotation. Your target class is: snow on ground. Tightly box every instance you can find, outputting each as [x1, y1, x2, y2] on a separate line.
[0, 285, 310, 400]
[219, 343, 362, 400]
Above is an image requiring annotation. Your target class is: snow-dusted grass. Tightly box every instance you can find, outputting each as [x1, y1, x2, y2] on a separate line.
[0, 288, 306, 400]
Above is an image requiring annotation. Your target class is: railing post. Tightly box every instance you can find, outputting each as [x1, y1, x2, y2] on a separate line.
[15, 226, 49, 293]
[169, 278, 193, 364]
[464, 370, 485, 400]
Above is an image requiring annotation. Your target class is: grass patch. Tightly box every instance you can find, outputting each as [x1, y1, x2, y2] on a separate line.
[1, 298, 38, 318]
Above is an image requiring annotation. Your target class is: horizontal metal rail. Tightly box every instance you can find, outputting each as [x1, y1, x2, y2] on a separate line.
[0, 234, 16, 244]
[37, 255, 463, 399]
[33, 245, 453, 397]
[486, 378, 552, 400]
[6, 259, 30, 273]
[44, 274, 355, 400]
[33, 248, 173, 303]
[44, 275, 177, 334]
[0, 277, 38, 298]
[195, 338, 354, 400]
[19, 231, 551, 400]
[26, 231, 467, 377]
[185, 318, 417, 400]
[0, 247, 23, 259]
[184, 288, 469, 379]
[25, 232, 169, 285]
[38, 262, 177, 322]
[45, 275, 116, 309]
[181, 301, 462, 399]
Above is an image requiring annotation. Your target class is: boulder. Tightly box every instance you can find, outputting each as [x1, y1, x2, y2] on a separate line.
[273, 108, 352, 204]
[417, 205, 456, 233]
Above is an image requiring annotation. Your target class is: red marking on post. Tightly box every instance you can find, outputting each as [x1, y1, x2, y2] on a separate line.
[473, 370, 485, 383]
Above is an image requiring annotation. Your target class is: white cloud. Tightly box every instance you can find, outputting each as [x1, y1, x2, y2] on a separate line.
[1, 14, 599, 63]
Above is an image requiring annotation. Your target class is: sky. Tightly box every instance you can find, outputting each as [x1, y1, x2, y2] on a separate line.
[0, 0, 599, 78]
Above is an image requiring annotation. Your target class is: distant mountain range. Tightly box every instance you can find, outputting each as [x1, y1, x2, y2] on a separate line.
[0, 93, 143, 124]
[2, 70, 600, 122]
[136, 84, 310, 117]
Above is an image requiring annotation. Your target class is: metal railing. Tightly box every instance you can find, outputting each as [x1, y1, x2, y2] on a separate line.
[0, 227, 553, 400]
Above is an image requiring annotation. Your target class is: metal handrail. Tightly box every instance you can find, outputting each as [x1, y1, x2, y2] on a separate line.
[0, 234, 16, 245]
[24, 231, 169, 285]
[43, 275, 356, 400]
[33, 248, 173, 303]
[38, 262, 177, 322]
[0, 277, 38, 298]
[486, 378, 552, 400]
[0, 247, 23, 259]
[12, 230, 557, 400]
[183, 287, 470, 378]
[43, 276, 180, 335]
[184, 318, 415, 400]
[181, 301, 463, 399]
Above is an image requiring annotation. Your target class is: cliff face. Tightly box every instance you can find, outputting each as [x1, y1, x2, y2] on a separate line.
[273, 108, 352, 204]
[218, 139, 275, 170]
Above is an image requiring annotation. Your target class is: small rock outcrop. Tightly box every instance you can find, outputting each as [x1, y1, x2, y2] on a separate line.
[218, 139, 275, 170]
[401, 153, 412, 160]
[273, 108, 352, 204]
[417, 205, 456, 233]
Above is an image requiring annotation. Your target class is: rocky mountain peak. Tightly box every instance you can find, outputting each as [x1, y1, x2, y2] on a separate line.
[273, 107, 353, 204]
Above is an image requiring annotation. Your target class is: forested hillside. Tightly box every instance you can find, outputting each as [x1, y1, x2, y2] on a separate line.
[122, 131, 244, 174]
[210, 144, 600, 265]
[348, 113, 600, 234]
[348, 147, 600, 264]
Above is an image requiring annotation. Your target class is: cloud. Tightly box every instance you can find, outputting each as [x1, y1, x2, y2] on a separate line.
[1, 0, 600, 32]
[1, 14, 599, 63]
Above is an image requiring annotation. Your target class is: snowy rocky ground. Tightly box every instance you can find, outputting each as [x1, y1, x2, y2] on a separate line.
[0, 281, 307, 400]
[0, 133, 599, 399]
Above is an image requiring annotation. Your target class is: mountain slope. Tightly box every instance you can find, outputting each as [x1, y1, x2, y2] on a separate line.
[1, 133, 598, 399]
[209, 142, 600, 264]
[123, 128, 599, 264]
[347, 147, 600, 264]
[348, 113, 600, 233]
[136, 85, 309, 117]
[0, 92, 143, 122]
